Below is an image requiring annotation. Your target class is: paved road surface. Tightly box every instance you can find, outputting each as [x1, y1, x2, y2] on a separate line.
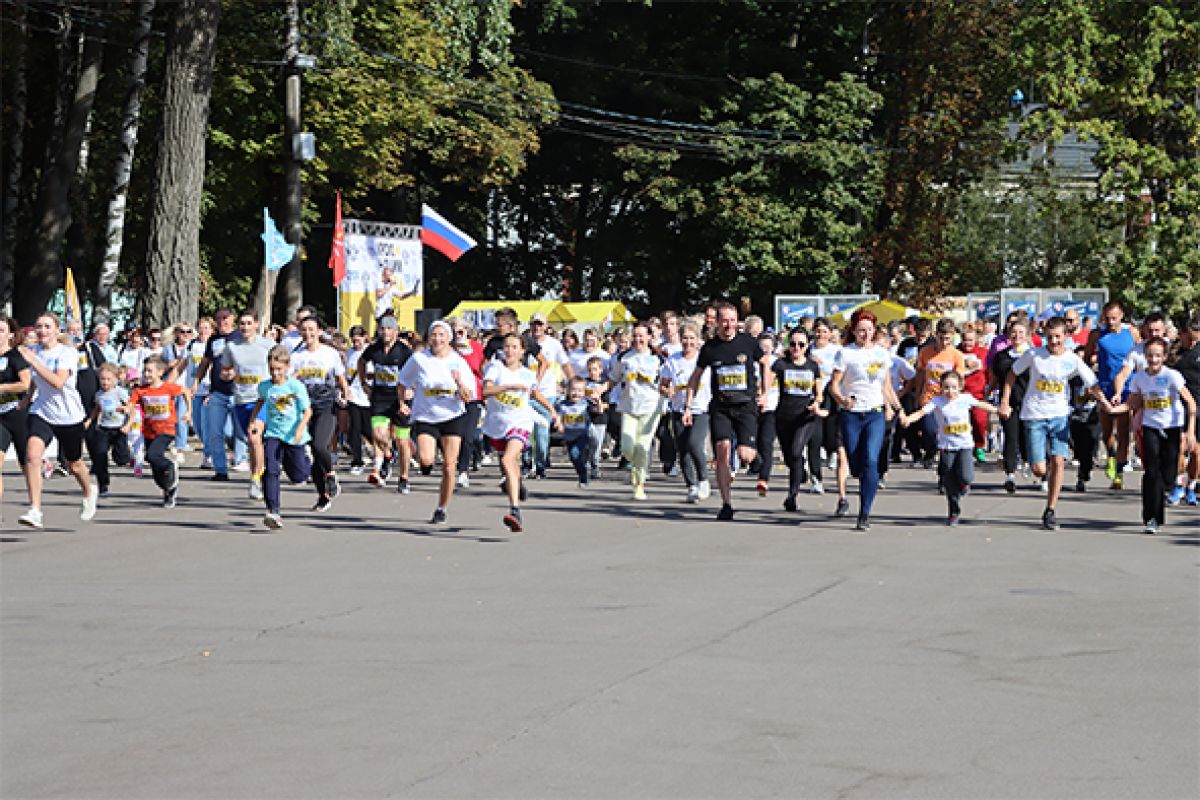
[2, 458, 1197, 799]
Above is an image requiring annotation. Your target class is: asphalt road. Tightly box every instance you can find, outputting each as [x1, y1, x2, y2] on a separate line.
[2, 457, 1197, 799]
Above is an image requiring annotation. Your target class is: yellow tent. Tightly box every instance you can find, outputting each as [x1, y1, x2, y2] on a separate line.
[447, 300, 576, 329]
[829, 299, 934, 327]
[562, 301, 636, 328]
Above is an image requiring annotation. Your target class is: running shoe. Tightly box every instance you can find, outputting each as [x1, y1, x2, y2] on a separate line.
[163, 486, 177, 509]
[783, 496, 797, 513]
[430, 508, 447, 524]
[696, 480, 711, 500]
[834, 497, 850, 517]
[481, 453, 495, 466]
[1167, 485, 1185, 506]
[98, 486, 110, 499]
[877, 478, 886, 490]
[1109, 476, 1123, 491]
[1041, 507, 1059, 531]
[233, 461, 250, 473]
[947, 515, 959, 527]
[249, 477, 263, 500]
[325, 473, 341, 499]
[716, 504, 734, 521]
[379, 458, 392, 482]
[396, 477, 411, 494]
[1004, 477, 1016, 495]
[633, 483, 647, 501]
[200, 457, 213, 470]
[456, 472, 470, 489]
[810, 478, 825, 495]
[973, 447, 987, 464]
[312, 498, 332, 513]
[1075, 479, 1087, 493]
[18, 507, 44, 529]
[263, 513, 283, 530]
[1104, 455, 1117, 480]
[1186, 487, 1198, 506]
[349, 465, 364, 476]
[686, 486, 699, 504]
[853, 515, 871, 532]
[756, 479, 768, 497]
[368, 470, 386, 487]
[80, 485, 98, 521]
[1143, 519, 1159, 535]
[503, 507, 523, 533]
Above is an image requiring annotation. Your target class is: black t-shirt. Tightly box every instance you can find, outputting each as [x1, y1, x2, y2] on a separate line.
[1174, 342, 1200, 400]
[896, 335, 931, 367]
[205, 334, 235, 395]
[359, 338, 413, 402]
[0, 348, 30, 415]
[992, 345, 1030, 406]
[772, 356, 820, 419]
[484, 333, 541, 367]
[697, 332, 760, 407]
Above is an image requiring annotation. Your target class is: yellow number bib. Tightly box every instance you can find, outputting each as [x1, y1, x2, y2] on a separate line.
[236, 373, 261, 385]
[295, 366, 325, 381]
[943, 422, 970, 435]
[495, 391, 526, 408]
[1144, 396, 1171, 411]
[424, 387, 455, 397]
[1035, 379, 1064, 393]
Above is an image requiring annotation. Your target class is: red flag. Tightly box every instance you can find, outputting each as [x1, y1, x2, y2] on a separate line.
[328, 191, 346, 287]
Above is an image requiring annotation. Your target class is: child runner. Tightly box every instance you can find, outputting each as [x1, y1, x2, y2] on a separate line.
[248, 346, 312, 530]
[583, 356, 611, 480]
[663, 321, 711, 503]
[481, 333, 560, 531]
[901, 371, 999, 526]
[396, 320, 476, 524]
[0, 314, 31, 514]
[124, 354, 190, 508]
[1000, 316, 1102, 531]
[343, 325, 372, 476]
[557, 377, 592, 488]
[772, 328, 828, 512]
[17, 312, 97, 529]
[85, 363, 131, 498]
[290, 316, 350, 511]
[1104, 338, 1196, 533]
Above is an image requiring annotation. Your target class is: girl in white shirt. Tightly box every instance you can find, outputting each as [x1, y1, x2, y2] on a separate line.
[481, 333, 560, 533]
[610, 323, 665, 500]
[17, 312, 97, 529]
[396, 320, 475, 524]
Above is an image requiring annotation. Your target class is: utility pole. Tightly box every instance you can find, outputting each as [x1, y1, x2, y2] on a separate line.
[281, 0, 303, 321]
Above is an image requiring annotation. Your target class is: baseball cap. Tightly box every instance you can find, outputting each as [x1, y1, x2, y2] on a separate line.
[529, 312, 548, 324]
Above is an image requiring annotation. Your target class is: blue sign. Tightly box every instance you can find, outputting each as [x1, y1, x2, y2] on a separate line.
[780, 304, 817, 325]
[1006, 299, 1038, 316]
[826, 301, 863, 315]
[975, 301, 1000, 320]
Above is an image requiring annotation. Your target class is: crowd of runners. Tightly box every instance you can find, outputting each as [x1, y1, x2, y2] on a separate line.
[1, 297, 1197, 534]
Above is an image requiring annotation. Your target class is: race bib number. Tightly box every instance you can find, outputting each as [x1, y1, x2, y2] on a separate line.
[142, 401, 170, 420]
[237, 373, 261, 386]
[782, 370, 813, 394]
[943, 422, 970, 435]
[295, 366, 326, 381]
[865, 361, 885, 377]
[562, 411, 587, 427]
[628, 371, 655, 385]
[374, 366, 399, 387]
[1035, 379, 1065, 394]
[495, 391, 526, 408]
[78, 352, 89, 369]
[1144, 396, 1171, 411]
[424, 387, 455, 397]
[716, 365, 748, 391]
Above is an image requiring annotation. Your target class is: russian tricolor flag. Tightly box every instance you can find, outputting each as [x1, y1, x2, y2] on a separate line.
[420, 204, 477, 262]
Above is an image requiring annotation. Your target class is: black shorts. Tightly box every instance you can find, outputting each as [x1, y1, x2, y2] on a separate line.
[28, 414, 85, 463]
[709, 403, 757, 446]
[370, 397, 411, 429]
[0, 409, 29, 462]
[412, 414, 468, 441]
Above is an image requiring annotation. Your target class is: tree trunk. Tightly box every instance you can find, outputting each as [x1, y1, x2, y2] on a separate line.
[93, 0, 157, 327]
[16, 22, 103, 316]
[142, 0, 221, 328]
[0, 1, 28, 315]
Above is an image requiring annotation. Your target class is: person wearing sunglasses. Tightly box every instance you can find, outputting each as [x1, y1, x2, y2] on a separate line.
[772, 330, 828, 512]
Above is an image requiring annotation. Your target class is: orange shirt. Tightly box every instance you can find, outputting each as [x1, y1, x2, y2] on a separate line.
[129, 382, 184, 439]
[917, 344, 966, 405]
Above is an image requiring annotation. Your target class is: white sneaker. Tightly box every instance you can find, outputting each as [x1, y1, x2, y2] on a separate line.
[456, 472, 470, 489]
[263, 513, 283, 530]
[233, 461, 250, 473]
[200, 457, 213, 470]
[686, 486, 699, 504]
[80, 485, 98, 521]
[633, 483, 647, 501]
[481, 454, 494, 466]
[18, 507, 44, 529]
[810, 478, 825, 495]
[249, 477, 263, 500]
[697, 480, 712, 501]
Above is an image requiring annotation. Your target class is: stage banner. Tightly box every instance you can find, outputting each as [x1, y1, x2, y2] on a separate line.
[338, 219, 423, 333]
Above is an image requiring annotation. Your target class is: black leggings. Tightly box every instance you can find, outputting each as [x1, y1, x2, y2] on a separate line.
[670, 412, 709, 487]
[346, 404, 371, 467]
[456, 400, 482, 473]
[777, 413, 819, 499]
[808, 404, 840, 481]
[1069, 408, 1101, 482]
[755, 411, 777, 480]
[1001, 412, 1028, 474]
[308, 406, 339, 500]
[1142, 426, 1181, 526]
[0, 409, 29, 468]
[87, 425, 131, 489]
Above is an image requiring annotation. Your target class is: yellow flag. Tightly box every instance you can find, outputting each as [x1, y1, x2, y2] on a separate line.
[64, 267, 82, 325]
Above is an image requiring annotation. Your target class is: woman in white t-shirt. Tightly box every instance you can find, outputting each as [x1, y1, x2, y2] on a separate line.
[1106, 337, 1197, 533]
[662, 321, 712, 503]
[807, 318, 843, 493]
[291, 316, 351, 511]
[396, 320, 476, 524]
[481, 333, 560, 534]
[17, 312, 97, 529]
[343, 325, 372, 475]
[827, 310, 900, 531]
[610, 323, 665, 500]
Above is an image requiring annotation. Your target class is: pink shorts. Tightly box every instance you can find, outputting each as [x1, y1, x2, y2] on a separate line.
[487, 427, 531, 452]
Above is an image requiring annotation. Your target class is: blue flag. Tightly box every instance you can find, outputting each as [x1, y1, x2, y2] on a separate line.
[262, 207, 296, 271]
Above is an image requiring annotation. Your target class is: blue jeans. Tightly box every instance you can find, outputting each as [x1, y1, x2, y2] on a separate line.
[531, 398, 553, 472]
[193, 393, 209, 454]
[174, 394, 190, 449]
[840, 409, 886, 516]
[1024, 415, 1070, 466]
[565, 434, 590, 483]
[205, 391, 247, 475]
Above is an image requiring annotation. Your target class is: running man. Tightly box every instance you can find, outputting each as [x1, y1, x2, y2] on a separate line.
[357, 315, 413, 492]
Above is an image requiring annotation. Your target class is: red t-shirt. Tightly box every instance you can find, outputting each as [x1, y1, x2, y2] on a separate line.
[960, 344, 989, 399]
[455, 341, 486, 400]
[129, 382, 184, 439]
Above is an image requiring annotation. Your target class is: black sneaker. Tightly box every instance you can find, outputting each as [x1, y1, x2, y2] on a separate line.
[519, 480, 528, 501]
[503, 507, 523, 533]
[834, 497, 850, 518]
[717, 504, 734, 521]
[379, 459, 392, 482]
[312, 497, 332, 512]
[420, 464, 434, 477]
[211, 472, 230, 482]
[98, 486, 110, 499]
[854, 514, 871, 531]
[167, 461, 179, 491]
[1041, 507, 1059, 531]
[430, 508, 447, 524]
[163, 486, 177, 509]
[1004, 477, 1016, 494]
[396, 477, 410, 495]
[1075, 479, 1086, 493]
[783, 496, 797, 512]
[325, 473, 341, 499]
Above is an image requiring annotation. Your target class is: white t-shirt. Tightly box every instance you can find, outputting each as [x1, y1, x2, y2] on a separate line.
[922, 394, 980, 451]
[289, 344, 345, 407]
[1129, 368, 1187, 430]
[663, 353, 711, 414]
[613, 350, 663, 416]
[374, 278, 401, 318]
[569, 348, 609, 380]
[188, 340, 209, 394]
[763, 355, 780, 412]
[29, 343, 86, 425]
[397, 350, 473, 424]
[810, 343, 843, 383]
[1012, 347, 1097, 421]
[535, 336, 569, 398]
[890, 353, 916, 393]
[95, 387, 130, 429]
[345, 348, 370, 407]
[481, 362, 537, 437]
[1121, 343, 1148, 374]
[118, 346, 147, 377]
[832, 344, 891, 412]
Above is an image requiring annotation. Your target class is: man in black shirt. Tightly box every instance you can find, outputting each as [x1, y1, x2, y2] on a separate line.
[683, 301, 769, 520]
[483, 307, 547, 376]
[358, 314, 415, 492]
